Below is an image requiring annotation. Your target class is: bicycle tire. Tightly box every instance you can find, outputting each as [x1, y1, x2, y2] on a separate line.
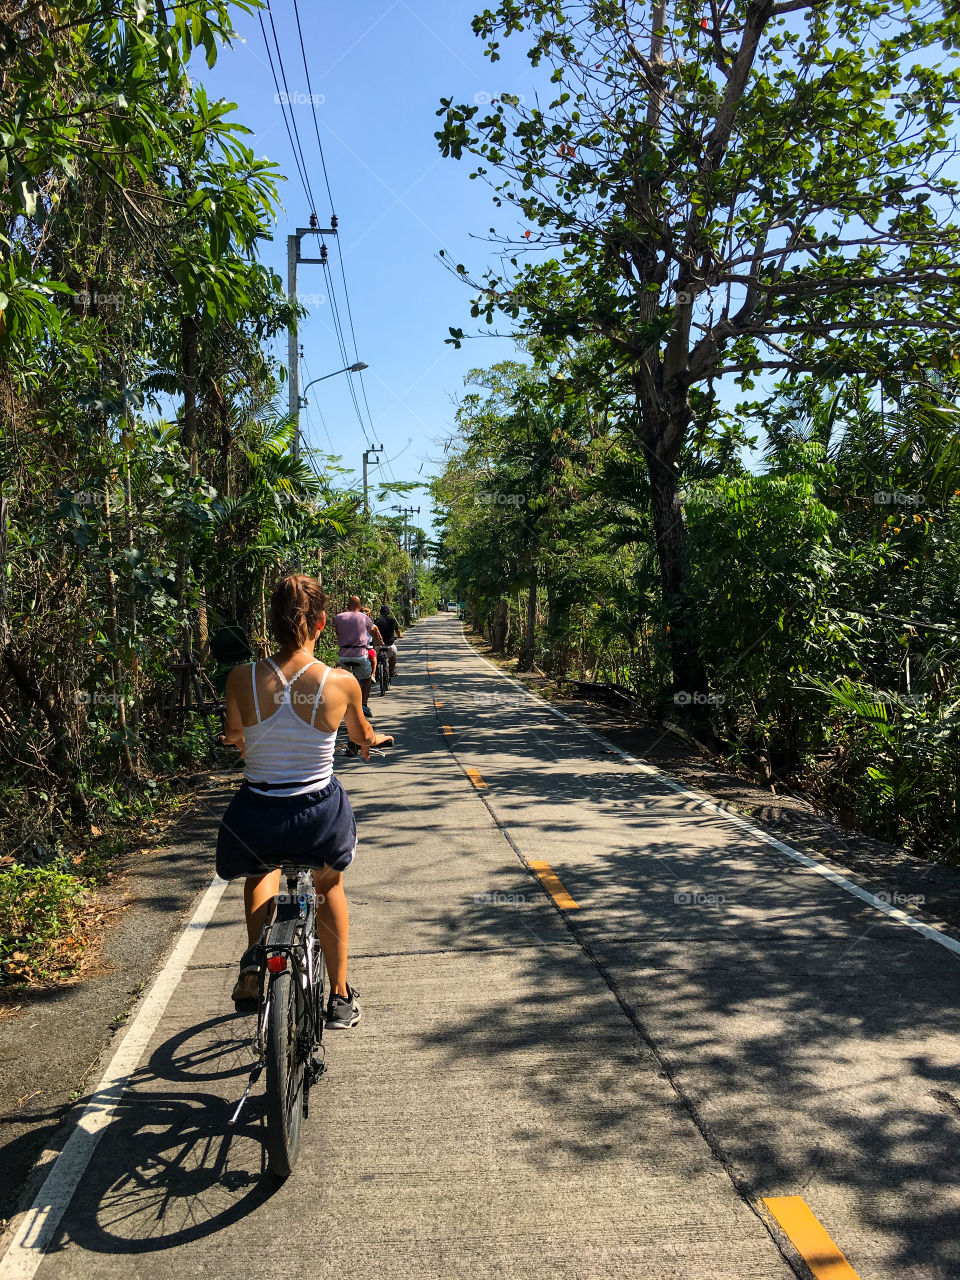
[378, 657, 388, 696]
[264, 924, 306, 1177]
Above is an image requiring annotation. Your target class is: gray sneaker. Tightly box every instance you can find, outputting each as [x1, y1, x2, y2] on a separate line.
[231, 944, 260, 1013]
[325, 984, 361, 1029]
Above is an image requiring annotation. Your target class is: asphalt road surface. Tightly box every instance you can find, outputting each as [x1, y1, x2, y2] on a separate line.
[3, 613, 959, 1280]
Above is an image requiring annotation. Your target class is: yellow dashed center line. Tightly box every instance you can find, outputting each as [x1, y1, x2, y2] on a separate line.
[434, 699, 443, 708]
[441, 725, 453, 736]
[529, 860, 579, 910]
[763, 1197, 861, 1280]
[465, 767, 487, 790]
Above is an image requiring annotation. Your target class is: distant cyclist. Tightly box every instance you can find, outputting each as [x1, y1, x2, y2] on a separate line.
[376, 603, 403, 678]
[218, 576, 393, 1025]
[334, 596, 383, 718]
[359, 606, 380, 684]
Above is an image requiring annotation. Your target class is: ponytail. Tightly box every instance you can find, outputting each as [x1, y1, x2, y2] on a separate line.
[269, 575, 326, 649]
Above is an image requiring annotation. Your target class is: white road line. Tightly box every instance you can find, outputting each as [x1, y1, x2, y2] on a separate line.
[453, 626, 960, 961]
[0, 875, 229, 1279]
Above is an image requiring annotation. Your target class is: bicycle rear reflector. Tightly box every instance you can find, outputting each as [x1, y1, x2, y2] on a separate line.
[267, 955, 288, 973]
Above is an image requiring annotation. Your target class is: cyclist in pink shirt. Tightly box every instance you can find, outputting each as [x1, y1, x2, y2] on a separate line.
[334, 596, 383, 717]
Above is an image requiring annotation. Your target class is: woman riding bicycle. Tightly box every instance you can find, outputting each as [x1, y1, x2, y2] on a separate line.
[217, 575, 393, 1026]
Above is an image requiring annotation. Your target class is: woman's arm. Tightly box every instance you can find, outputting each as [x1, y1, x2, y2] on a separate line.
[220, 665, 247, 757]
[341, 671, 393, 757]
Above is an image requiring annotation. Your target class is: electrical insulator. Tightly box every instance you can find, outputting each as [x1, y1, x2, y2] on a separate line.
[309, 212, 318, 228]
[330, 214, 339, 231]
[320, 244, 328, 264]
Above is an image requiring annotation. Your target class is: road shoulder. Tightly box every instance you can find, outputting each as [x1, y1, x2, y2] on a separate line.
[460, 626, 960, 930]
[0, 774, 235, 1231]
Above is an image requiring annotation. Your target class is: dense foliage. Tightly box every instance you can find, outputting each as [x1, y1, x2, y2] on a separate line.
[433, 361, 960, 859]
[0, 2, 429, 979]
[432, 0, 960, 858]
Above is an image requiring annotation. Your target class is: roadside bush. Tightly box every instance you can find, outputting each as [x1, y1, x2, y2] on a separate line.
[0, 864, 87, 983]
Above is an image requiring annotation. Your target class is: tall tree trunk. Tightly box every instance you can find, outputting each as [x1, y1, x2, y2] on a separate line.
[103, 485, 134, 773]
[0, 496, 9, 650]
[175, 313, 201, 710]
[518, 563, 538, 671]
[182, 314, 199, 477]
[491, 597, 510, 653]
[545, 584, 570, 674]
[120, 364, 141, 772]
[641, 405, 709, 702]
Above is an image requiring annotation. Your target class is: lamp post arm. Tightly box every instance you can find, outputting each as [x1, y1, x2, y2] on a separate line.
[300, 361, 368, 406]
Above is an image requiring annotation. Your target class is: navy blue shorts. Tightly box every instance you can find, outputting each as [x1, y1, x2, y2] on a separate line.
[216, 776, 357, 880]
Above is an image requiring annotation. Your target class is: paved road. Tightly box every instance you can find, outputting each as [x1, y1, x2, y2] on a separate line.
[3, 614, 960, 1279]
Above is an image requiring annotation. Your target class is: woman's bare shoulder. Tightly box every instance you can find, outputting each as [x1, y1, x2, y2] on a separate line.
[323, 665, 357, 691]
[225, 662, 256, 692]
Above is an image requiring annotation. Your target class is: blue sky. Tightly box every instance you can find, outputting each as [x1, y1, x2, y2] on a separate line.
[198, 5, 960, 527]
[199, 1, 540, 527]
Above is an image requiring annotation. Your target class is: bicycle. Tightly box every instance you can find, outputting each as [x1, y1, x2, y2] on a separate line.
[376, 646, 392, 696]
[230, 865, 326, 1177]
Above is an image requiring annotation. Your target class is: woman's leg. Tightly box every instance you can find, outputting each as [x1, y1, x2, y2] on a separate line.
[312, 866, 349, 996]
[244, 870, 280, 947]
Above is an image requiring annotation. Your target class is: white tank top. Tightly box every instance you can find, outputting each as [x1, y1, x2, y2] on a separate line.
[243, 658, 337, 797]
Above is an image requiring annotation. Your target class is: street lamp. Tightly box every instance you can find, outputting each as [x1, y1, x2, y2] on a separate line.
[293, 361, 368, 457]
[299, 361, 368, 408]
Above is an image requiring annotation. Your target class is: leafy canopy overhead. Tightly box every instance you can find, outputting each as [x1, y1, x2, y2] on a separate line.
[437, 0, 960, 400]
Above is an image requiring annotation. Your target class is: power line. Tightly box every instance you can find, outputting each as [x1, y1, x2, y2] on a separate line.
[257, 7, 317, 220]
[257, 24, 371, 452]
[289, 0, 379, 446]
[299, 353, 339, 458]
[320, 257, 373, 447]
[291, 0, 336, 212]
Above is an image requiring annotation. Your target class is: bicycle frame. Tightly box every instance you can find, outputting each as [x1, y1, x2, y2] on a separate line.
[257, 868, 324, 1052]
[230, 866, 326, 1128]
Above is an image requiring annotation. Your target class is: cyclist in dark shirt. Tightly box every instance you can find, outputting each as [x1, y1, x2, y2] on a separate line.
[376, 604, 403, 676]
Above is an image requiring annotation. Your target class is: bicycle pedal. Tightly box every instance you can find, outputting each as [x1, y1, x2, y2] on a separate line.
[308, 1057, 327, 1085]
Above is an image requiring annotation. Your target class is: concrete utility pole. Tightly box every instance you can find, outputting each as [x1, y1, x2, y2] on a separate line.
[362, 444, 383, 516]
[288, 213, 338, 458]
[391, 504, 420, 620]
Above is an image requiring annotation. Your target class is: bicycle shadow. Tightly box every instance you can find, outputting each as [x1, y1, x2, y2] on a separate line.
[42, 1013, 283, 1256]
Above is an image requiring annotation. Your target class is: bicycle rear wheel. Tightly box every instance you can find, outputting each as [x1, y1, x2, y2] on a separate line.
[264, 924, 306, 1177]
[378, 656, 389, 696]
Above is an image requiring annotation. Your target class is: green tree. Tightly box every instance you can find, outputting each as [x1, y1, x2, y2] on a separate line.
[437, 0, 960, 695]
